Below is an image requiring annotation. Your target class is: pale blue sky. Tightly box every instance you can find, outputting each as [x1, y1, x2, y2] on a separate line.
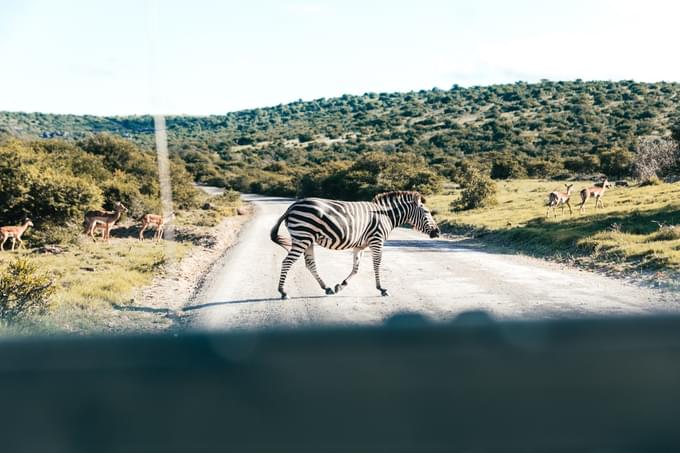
[1, 0, 677, 115]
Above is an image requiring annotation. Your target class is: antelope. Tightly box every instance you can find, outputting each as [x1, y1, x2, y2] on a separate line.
[546, 183, 574, 218]
[579, 178, 611, 213]
[84, 202, 128, 242]
[0, 219, 34, 251]
[139, 213, 174, 241]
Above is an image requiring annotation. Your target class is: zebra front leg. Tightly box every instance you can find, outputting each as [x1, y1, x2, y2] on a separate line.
[303, 245, 334, 295]
[370, 243, 389, 296]
[335, 248, 363, 293]
[278, 241, 307, 299]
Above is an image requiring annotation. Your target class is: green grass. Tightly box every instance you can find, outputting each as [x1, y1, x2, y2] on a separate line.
[430, 180, 680, 276]
[0, 239, 191, 333]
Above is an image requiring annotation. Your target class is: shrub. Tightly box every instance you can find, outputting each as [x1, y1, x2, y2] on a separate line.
[298, 132, 314, 143]
[297, 152, 443, 200]
[27, 170, 103, 226]
[525, 158, 564, 178]
[102, 174, 149, 218]
[0, 149, 33, 224]
[639, 175, 662, 186]
[490, 154, 527, 179]
[219, 189, 241, 203]
[564, 154, 601, 174]
[633, 137, 680, 182]
[453, 167, 498, 211]
[170, 161, 201, 209]
[79, 133, 157, 181]
[0, 258, 55, 322]
[600, 147, 634, 178]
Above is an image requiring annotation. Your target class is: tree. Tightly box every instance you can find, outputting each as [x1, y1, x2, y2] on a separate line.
[564, 154, 601, 174]
[453, 166, 497, 211]
[297, 152, 442, 200]
[672, 122, 680, 143]
[0, 258, 55, 322]
[633, 137, 680, 182]
[599, 147, 634, 178]
[490, 154, 527, 179]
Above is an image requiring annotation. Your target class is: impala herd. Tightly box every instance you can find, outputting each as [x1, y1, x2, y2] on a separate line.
[0, 201, 172, 251]
[546, 178, 612, 218]
[0, 177, 615, 251]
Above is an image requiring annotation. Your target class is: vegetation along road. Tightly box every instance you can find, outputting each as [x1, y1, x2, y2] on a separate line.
[187, 195, 680, 331]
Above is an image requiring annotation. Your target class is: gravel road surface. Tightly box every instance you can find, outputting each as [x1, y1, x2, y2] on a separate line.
[187, 195, 679, 331]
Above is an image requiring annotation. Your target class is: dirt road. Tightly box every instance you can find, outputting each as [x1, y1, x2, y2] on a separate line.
[187, 195, 680, 331]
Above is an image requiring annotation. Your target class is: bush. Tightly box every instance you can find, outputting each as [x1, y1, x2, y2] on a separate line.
[600, 147, 634, 178]
[219, 189, 241, 203]
[28, 170, 103, 226]
[633, 137, 680, 182]
[564, 154, 601, 174]
[453, 166, 498, 211]
[102, 175, 149, 219]
[490, 154, 527, 179]
[297, 152, 443, 200]
[525, 158, 564, 178]
[170, 161, 201, 209]
[79, 133, 157, 183]
[0, 258, 55, 322]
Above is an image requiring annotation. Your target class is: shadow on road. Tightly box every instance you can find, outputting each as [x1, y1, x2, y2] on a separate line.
[113, 304, 173, 314]
[184, 295, 339, 311]
[384, 238, 496, 253]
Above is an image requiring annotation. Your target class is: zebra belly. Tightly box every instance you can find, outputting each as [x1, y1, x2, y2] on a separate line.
[314, 234, 366, 251]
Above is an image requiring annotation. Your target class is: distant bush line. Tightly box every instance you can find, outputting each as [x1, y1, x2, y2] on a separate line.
[2, 79, 680, 198]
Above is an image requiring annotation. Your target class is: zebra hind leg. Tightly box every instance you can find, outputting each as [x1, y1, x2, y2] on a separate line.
[277, 239, 309, 299]
[304, 245, 334, 295]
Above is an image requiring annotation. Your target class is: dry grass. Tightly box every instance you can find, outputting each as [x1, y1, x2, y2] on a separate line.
[0, 238, 191, 333]
[430, 179, 680, 275]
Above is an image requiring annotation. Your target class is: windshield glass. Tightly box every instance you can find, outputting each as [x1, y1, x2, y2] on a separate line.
[0, 0, 678, 336]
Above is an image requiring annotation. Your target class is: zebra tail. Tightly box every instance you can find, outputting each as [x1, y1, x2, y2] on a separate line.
[270, 212, 292, 251]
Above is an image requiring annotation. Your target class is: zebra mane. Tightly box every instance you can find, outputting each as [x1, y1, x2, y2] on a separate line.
[372, 191, 425, 205]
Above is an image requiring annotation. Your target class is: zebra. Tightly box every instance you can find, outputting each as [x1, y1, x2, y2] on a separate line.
[270, 191, 440, 299]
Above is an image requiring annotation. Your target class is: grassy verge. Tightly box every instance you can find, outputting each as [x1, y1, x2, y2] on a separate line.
[0, 189, 242, 335]
[429, 180, 680, 282]
[0, 240, 191, 334]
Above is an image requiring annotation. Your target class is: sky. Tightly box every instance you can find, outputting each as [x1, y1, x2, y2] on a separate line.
[1, 0, 678, 116]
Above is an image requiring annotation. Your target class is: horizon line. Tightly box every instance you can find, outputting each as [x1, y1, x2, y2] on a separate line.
[3, 77, 678, 118]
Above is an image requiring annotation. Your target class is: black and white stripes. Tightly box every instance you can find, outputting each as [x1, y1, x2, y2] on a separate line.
[270, 191, 440, 299]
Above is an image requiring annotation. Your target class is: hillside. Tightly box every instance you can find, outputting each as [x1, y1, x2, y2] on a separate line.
[2, 80, 679, 194]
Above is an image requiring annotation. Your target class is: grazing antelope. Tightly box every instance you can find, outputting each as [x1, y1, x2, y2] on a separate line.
[271, 191, 440, 299]
[84, 202, 128, 242]
[546, 183, 574, 218]
[578, 178, 611, 213]
[0, 219, 34, 251]
[139, 213, 174, 241]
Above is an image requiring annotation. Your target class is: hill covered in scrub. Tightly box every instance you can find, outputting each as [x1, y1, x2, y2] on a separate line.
[2, 80, 679, 195]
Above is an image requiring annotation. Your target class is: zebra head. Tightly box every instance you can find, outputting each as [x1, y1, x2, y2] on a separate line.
[374, 191, 440, 238]
[412, 196, 440, 238]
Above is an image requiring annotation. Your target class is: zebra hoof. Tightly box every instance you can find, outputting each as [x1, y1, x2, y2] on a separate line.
[325, 287, 334, 295]
[380, 289, 390, 297]
[334, 284, 342, 293]
[280, 293, 289, 300]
